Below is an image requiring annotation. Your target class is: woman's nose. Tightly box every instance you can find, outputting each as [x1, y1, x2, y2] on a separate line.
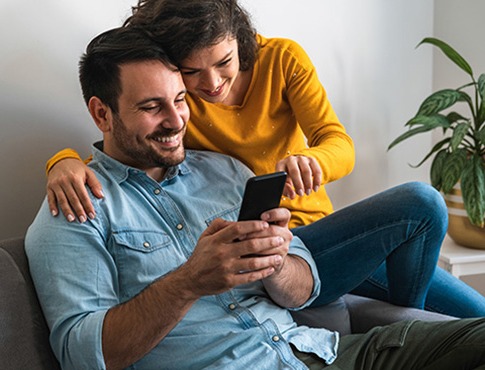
[200, 69, 221, 91]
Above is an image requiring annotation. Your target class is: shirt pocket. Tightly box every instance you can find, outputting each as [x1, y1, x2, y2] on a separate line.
[204, 205, 240, 227]
[111, 230, 185, 300]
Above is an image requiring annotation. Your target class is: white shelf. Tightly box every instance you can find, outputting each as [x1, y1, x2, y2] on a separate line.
[438, 235, 485, 278]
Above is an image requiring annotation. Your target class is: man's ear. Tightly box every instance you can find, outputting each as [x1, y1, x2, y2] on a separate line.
[88, 97, 113, 132]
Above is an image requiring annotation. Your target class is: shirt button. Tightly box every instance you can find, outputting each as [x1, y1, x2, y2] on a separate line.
[272, 335, 280, 342]
[228, 304, 236, 310]
[143, 241, 150, 248]
[154, 189, 161, 195]
[176, 224, 183, 230]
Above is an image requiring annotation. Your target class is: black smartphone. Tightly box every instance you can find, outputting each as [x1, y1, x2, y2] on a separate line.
[238, 171, 287, 221]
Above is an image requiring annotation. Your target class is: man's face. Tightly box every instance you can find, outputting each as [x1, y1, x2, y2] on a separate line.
[106, 60, 190, 180]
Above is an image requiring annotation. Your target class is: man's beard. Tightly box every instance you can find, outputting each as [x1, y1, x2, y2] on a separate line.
[112, 114, 186, 169]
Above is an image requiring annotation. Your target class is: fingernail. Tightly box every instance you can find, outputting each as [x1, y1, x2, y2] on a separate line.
[314, 185, 320, 192]
[51, 209, 58, 217]
[306, 188, 311, 196]
[88, 212, 96, 220]
[67, 214, 75, 222]
[298, 189, 304, 196]
[79, 215, 87, 223]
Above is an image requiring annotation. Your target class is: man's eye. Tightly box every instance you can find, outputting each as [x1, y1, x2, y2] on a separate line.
[141, 106, 159, 112]
[181, 70, 198, 76]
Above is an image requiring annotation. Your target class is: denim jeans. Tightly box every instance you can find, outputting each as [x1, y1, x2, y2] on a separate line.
[292, 182, 485, 318]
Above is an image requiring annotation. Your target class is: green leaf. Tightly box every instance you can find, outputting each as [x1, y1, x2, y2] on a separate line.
[441, 149, 467, 193]
[450, 122, 470, 151]
[478, 74, 485, 101]
[461, 155, 485, 227]
[417, 89, 463, 116]
[478, 74, 485, 124]
[477, 126, 485, 145]
[412, 137, 450, 168]
[388, 123, 442, 151]
[418, 37, 473, 77]
[446, 111, 468, 124]
[430, 149, 449, 190]
[405, 114, 450, 128]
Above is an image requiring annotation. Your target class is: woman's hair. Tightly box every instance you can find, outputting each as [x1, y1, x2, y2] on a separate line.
[124, 0, 259, 71]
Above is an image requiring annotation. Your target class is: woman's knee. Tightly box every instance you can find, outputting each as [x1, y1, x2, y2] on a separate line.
[394, 182, 448, 230]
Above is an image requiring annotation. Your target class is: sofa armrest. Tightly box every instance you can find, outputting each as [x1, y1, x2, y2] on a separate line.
[292, 294, 456, 336]
[344, 294, 456, 333]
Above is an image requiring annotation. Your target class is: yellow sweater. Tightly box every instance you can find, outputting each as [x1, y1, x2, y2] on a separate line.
[47, 35, 355, 228]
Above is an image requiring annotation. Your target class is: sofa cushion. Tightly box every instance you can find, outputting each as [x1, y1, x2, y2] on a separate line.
[0, 238, 60, 370]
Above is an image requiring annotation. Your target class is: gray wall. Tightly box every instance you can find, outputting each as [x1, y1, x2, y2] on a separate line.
[0, 0, 479, 240]
[433, 0, 485, 295]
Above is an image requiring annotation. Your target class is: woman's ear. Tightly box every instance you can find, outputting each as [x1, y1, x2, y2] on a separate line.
[88, 97, 112, 132]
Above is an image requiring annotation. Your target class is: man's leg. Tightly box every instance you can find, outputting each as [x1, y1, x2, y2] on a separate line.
[329, 319, 485, 370]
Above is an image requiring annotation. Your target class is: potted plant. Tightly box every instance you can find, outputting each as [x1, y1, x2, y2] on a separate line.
[388, 37, 485, 248]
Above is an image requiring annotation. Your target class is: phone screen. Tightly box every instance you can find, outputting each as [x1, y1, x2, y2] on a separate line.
[238, 172, 287, 221]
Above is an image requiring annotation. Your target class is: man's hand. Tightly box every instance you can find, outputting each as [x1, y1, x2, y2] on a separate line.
[103, 208, 303, 369]
[47, 158, 104, 222]
[276, 155, 322, 199]
[178, 215, 292, 299]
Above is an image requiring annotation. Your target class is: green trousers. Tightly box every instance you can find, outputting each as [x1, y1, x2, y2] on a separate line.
[294, 318, 485, 370]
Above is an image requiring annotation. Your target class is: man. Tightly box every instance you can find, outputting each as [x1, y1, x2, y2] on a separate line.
[26, 27, 485, 370]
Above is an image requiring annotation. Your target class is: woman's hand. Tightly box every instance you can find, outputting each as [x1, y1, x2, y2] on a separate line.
[46, 158, 104, 222]
[275, 155, 322, 199]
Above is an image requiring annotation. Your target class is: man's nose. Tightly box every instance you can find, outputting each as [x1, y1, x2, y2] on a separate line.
[161, 105, 185, 131]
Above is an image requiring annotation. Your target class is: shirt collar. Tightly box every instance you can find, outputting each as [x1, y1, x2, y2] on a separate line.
[90, 141, 191, 184]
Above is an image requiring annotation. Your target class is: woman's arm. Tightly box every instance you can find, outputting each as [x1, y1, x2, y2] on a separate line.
[46, 149, 104, 222]
[277, 38, 355, 198]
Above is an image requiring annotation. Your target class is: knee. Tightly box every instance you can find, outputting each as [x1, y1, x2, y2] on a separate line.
[399, 182, 448, 230]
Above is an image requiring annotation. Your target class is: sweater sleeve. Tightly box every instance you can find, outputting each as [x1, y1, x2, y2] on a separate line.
[45, 148, 93, 175]
[283, 39, 355, 184]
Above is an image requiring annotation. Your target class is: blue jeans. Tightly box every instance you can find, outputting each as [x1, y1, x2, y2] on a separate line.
[292, 182, 485, 318]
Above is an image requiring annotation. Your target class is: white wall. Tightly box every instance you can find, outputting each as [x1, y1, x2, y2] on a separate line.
[1, 0, 435, 238]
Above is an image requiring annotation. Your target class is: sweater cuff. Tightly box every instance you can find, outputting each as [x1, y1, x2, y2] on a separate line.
[45, 148, 83, 175]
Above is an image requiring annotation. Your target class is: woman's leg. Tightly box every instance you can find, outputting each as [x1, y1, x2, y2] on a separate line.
[292, 182, 447, 309]
[353, 263, 485, 317]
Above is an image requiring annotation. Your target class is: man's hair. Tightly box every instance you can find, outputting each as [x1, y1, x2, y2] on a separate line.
[124, 0, 259, 71]
[79, 26, 174, 113]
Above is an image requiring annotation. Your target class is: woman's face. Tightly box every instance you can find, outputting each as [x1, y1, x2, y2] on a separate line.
[179, 37, 241, 104]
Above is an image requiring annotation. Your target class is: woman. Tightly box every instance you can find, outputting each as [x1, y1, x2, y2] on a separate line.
[45, 0, 485, 317]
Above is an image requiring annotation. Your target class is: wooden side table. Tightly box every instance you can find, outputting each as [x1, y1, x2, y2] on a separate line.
[438, 235, 485, 278]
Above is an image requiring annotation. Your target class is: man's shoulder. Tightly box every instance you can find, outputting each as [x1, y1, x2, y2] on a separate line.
[184, 150, 254, 188]
[185, 150, 250, 172]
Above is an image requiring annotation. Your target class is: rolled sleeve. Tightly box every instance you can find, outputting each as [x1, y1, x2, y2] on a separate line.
[287, 235, 321, 310]
[26, 200, 116, 369]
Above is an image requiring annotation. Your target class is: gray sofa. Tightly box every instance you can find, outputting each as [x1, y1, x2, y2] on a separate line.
[0, 237, 454, 369]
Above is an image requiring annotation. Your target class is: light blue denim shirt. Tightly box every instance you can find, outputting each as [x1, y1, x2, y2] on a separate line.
[26, 144, 339, 370]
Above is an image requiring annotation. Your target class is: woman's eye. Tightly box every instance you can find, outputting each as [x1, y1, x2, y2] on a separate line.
[219, 58, 231, 67]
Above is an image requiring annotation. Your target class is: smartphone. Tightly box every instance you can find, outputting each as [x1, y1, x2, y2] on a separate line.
[238, 171, 287, 221]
